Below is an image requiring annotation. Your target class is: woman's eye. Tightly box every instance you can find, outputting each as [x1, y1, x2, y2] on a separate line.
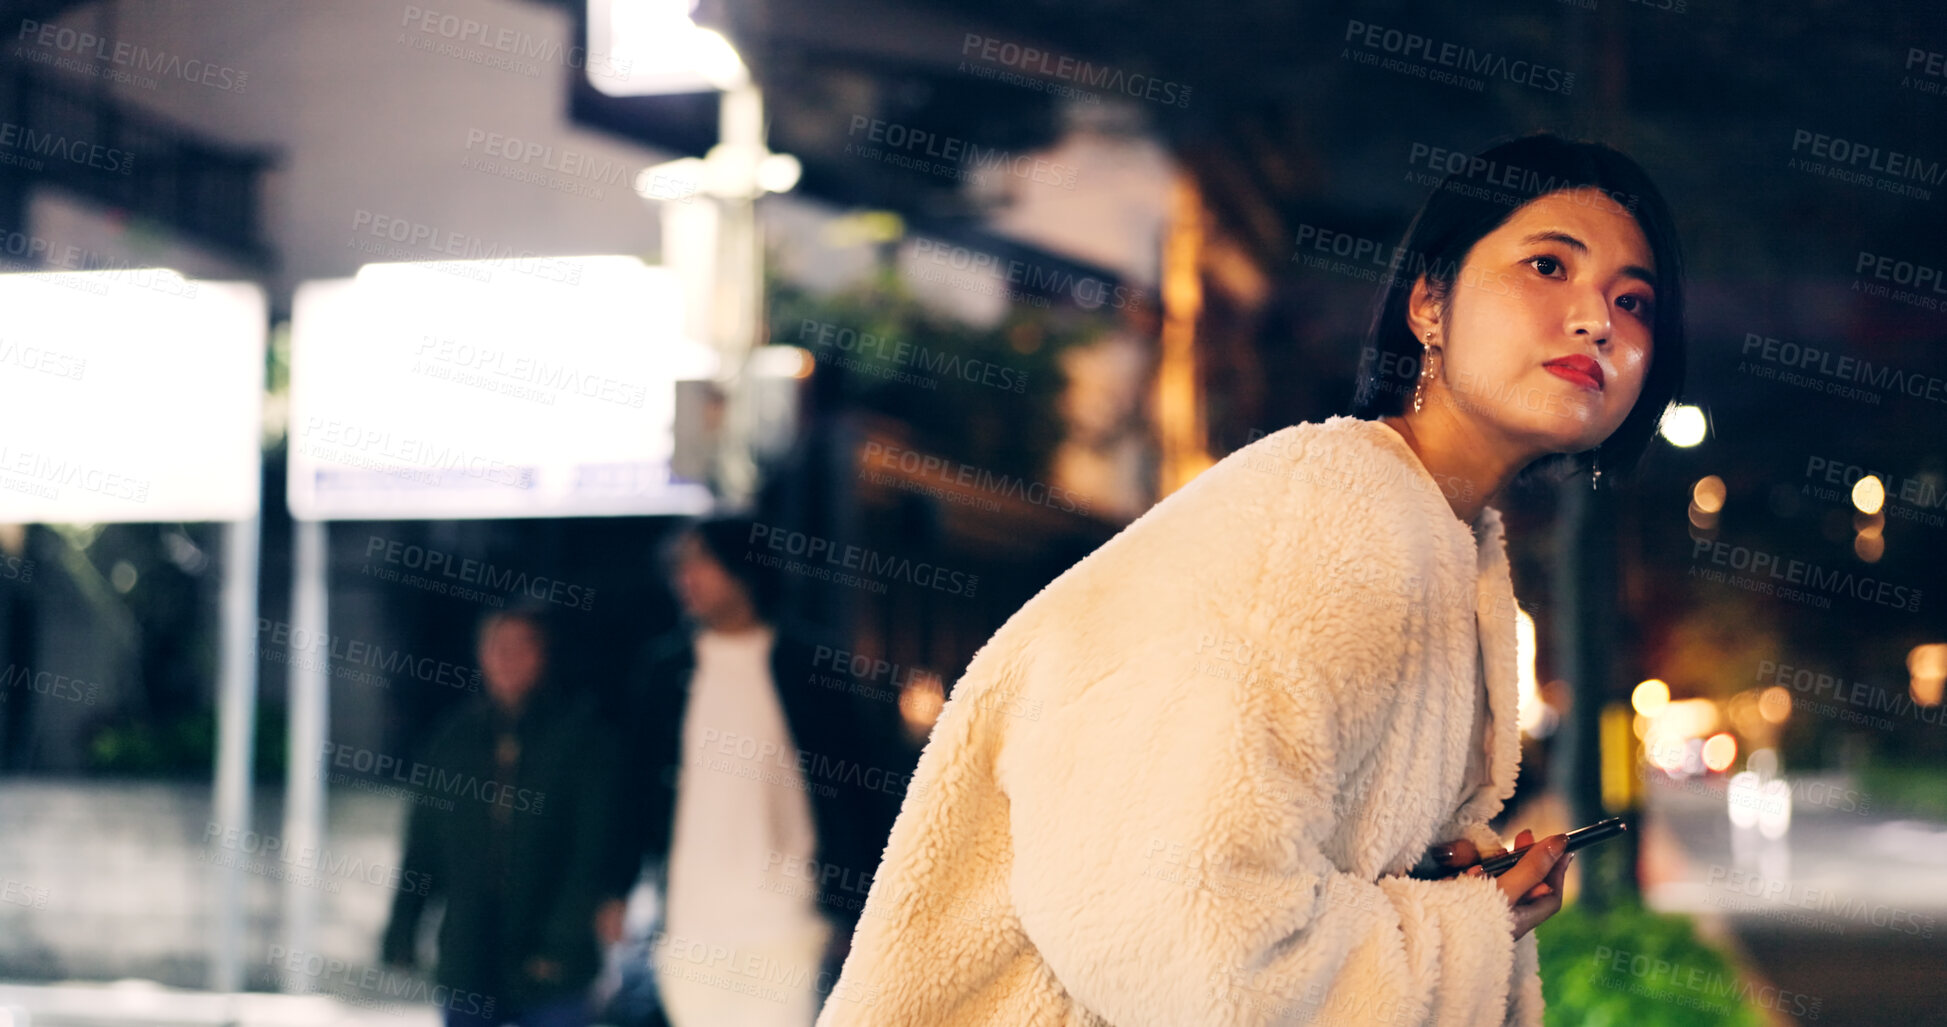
[1618, 295, 1654, 317]
[1527, 256, 1562, 276]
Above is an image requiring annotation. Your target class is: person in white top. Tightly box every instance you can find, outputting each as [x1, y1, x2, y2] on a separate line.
[657, 616, 829, 1027]
[596, 517, 908, 1027]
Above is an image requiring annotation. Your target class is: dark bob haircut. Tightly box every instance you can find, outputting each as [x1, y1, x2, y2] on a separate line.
[1348, 132, 1687, 491]
[654, 514, 783, 622]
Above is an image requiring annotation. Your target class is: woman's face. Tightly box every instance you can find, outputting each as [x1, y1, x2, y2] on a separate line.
[1415, 187, 1658, 455]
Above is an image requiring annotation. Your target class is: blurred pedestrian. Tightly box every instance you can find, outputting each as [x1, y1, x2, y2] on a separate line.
[596, 516, 906, 1027]
[384, 605, 618, 1027]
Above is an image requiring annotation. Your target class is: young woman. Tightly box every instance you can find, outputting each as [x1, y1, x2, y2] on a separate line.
[815, 133, 1687, 1027]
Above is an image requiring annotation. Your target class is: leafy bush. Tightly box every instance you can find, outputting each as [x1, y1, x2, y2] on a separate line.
[1539, 899, 1784, 1026]
[87, 706, 286, 779]
[1858, 760, 1947, 820]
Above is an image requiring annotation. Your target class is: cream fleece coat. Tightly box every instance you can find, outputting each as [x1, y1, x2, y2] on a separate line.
[816, 415, 1544, 1027]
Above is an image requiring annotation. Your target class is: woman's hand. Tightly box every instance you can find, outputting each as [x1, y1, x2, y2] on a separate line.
[1427, 836, 1501, 872]
[1459, 828, 1570, 939]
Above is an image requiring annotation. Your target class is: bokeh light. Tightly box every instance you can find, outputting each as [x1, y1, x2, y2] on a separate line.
[1758, 686, 1792, 724]
[1659, 404, 1707, 447]
[1911, 644, 1947, 707]
[1632, 679, 1671, 718]
[1702, 732, 1738, 772]
[1692, 475, 1727, 514]
[1851, 474, 1886, 515]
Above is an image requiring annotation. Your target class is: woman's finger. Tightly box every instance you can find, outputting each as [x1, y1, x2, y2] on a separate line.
[1546, 850, 1573, 890]
[1496, 833, 1566, 905]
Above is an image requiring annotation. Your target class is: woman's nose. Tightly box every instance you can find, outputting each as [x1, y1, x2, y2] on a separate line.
[1565, 291, 1612, 344]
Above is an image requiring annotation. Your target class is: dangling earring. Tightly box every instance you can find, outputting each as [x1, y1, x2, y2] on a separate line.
[1591, 448, 1603, 490]
[1412, 329, 1436, 414]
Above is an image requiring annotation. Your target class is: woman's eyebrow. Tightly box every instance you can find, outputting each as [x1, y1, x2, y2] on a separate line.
[1520, 230, 1657, 290]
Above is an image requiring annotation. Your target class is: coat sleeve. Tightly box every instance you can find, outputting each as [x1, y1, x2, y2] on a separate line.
[1453, 822, 1545, 1027]
[381, 783, 439, 965]
[538, 712, 622, 963]
[999, 634, 1526, 1027]
[599, 645, 686, 900]
[381, 725, 455, 966]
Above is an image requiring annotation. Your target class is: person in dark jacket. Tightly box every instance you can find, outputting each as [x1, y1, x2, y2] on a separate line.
[384, 605, 617, 1027]
[595, 516, 911, 1027]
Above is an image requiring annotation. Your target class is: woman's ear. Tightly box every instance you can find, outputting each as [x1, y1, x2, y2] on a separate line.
[1405, 274, 1443, 343]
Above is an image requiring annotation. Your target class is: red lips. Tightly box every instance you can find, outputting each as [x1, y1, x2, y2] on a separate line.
[1543, 354, 1604, 390]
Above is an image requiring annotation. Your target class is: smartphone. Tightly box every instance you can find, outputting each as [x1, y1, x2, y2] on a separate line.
[1474, 817, 1628, 878]
[1409, 817, 1628, 880]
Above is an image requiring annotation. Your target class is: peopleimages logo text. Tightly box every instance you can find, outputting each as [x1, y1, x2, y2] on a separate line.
[267, 946, 493, 1017]
[799, 320, 1028, 394]
[1791, 130, 1947, 189]
[256, 618, 481, 692]
[1759, 660, 1947, 728]
[363, 536, 594, 611]
[908, 239, 1143, 310]
[0, 122, 134, 174]
[846, 116, 1078, 189]
[0, 445, 150, 502]
[1741, 332, 1947, 405]
[859, 441, 1088, 515]
[1405, 143, 1636, 214]
[399, 5, 628, 79]
[0, 663, 101, 705]
[15, 19, 247, 91]
[318, 740, 545, 813]
[348, 210, 584, 284]
[415, 335, 648, 408]
[1691, 538, 1922, 612]
[747, 524, 978, 597]
[0, 339, 85, 380]
[959, 34, 1191, 108]
[203, 822, 431, 895]
[1343, 20, 1573, 95]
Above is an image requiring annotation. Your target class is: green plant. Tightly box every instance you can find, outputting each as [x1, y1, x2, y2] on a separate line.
[87, 705, 287, 779]
[1539, 899, 1788, 1026]
[1858, 759, 1947, 820]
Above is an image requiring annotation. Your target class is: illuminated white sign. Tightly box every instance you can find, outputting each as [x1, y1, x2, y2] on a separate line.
[586, 0, 748, 96]
[287, 256, 717, 520]
[0, 270, 264, 523]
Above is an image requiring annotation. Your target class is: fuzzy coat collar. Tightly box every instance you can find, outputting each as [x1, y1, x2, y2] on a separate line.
[1357, 416, 1526, 844]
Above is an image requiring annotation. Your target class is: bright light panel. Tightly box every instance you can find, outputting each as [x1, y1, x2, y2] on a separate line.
[287, 256, 718, 520]
[0, 271, 264, 523]
[587, 0, 747, 96]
